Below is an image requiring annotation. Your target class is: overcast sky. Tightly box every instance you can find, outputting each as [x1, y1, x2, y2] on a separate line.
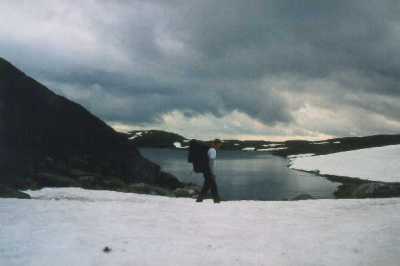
[1, 0, 400, 140]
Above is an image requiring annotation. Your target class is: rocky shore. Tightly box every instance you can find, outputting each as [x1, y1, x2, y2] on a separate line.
[326, 175, 400, 199]
[0, 174, 200, 200]
[291, 170, 400, 199]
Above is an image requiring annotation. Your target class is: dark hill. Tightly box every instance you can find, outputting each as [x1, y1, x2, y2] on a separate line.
[273, 134, 400, 157]
[124, 128, 400, 157]
[0, 57, 183, 193]
[128, 130, 187, 148]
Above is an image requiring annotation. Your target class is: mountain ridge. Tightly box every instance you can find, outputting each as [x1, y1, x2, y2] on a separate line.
[126, 129, 400, 156]
[0, 57, 189, 197]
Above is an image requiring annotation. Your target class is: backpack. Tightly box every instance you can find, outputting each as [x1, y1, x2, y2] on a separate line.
[187, 139, 210, 173]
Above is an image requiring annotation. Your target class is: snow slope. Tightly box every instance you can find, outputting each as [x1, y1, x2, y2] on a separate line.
[1, 188, 400, 266]
[289, 144, 400, 183]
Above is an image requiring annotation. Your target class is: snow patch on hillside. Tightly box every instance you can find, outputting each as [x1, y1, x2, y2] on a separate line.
[262, 143, 283, 148]
[128, 131, 145, 140]
[1, 188, 400, 266]
[173, 142, 188, 149]
[289, 144, 400, 183]
[257, 147, 288, 152]
[287, 153, 315, 159]
[242, 147, 256, 151]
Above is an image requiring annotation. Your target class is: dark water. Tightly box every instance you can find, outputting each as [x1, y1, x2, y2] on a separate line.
[140, 148, 339, 201]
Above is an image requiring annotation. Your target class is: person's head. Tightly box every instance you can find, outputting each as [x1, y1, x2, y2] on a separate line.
[212, 139, 222, 149]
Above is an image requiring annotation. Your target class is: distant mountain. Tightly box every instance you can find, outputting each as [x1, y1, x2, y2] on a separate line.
[127, 130, 189, 148]
[126, 130, 285, 150]
[0, 57, 183, 195]
[125, 128, 400, 157]
[274, 135, 400, 157]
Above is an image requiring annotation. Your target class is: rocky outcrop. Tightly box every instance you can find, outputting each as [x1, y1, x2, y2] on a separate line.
[0, 185, 30, 199]
[327, 174, 400, 199]
[289, 194, 315, 200]
[173, 184, 200, 198]
[125, 182, 199, 198]
[0, 57, 184, 194]
[346, 182, 400, 198]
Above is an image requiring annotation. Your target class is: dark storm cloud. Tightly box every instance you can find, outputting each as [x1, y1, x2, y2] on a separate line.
[1, 0, 400, 137]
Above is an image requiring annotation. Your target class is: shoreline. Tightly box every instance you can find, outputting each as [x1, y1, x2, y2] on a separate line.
[288, 166, 400, 199]
[4, 148, 399, 201]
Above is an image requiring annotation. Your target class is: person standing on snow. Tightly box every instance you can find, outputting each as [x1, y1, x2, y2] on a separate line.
[196, 139, 222, 203]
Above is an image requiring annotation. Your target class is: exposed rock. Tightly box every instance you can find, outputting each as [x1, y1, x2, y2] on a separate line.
[101, 177, 126, 189]
[103, 246, 112, 253]
[334, 180, 400, 199]
[351, 182, 400, 198]
[174, 186, 199, 198]
[68, 169, 96, 178]
[77, 175, 99, 188]
[127, 183, 173, 196]
[0, 185, 30, 199]
[125, 182, 200, 198]
[35, 173, 80, 187]
[156, 171, 184, 190]
[290, 194, 315, 201]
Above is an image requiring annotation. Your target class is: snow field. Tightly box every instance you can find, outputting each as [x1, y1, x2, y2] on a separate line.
[289, 144, 400, 183]
[1, 188, 399, 266]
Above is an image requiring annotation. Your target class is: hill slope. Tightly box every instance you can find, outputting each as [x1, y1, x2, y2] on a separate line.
[0, 57, 182, 193]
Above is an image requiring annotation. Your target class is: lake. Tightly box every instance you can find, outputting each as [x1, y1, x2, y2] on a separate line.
[140, 148, 339, 201]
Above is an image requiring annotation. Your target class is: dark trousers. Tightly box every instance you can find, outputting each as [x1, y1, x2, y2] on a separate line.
[198, 172, 220, 201]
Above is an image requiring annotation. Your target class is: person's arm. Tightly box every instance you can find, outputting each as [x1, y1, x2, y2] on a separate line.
[207, 148, 216, 176]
